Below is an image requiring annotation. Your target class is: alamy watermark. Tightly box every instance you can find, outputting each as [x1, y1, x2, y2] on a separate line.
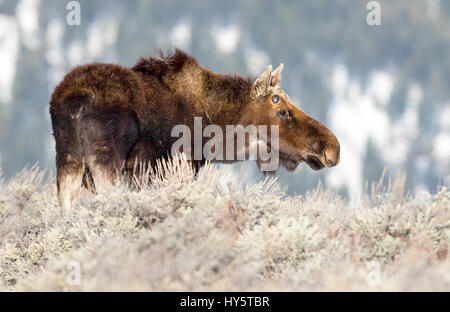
[66, 1, 81, 26]
[66, 260, 81, 286]
[367, 1, 381, 26]
[366, 260, 381, 287]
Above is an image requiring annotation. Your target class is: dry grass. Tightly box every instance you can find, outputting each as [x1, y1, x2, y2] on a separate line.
[0, 158, 449, 291]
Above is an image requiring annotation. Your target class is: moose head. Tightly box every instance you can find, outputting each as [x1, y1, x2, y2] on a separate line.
[246, 64, 340, 172]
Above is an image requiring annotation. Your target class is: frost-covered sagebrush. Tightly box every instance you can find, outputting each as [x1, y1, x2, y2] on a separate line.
[0, 160, 449, 291]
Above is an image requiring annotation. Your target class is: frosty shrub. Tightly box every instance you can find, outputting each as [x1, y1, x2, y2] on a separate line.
[0, 159, 449, 291]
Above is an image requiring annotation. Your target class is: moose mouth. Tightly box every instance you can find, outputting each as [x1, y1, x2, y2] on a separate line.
[279, 153, 325, 171]
[305, 155, 325, 170]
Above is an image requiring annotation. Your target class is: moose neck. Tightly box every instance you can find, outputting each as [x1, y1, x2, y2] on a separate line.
[163, 60, 254, 128]
[200, 70, 254, 127]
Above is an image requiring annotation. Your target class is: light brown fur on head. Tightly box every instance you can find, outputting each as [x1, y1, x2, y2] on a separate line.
[242, 63, 340, 171]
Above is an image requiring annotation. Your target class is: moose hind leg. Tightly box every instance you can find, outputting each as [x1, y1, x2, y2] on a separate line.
[56, 155, 83, 215]
[79, 112, 139, 193]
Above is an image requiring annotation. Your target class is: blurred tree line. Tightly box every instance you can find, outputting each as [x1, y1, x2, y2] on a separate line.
[0, 0, 449, 196]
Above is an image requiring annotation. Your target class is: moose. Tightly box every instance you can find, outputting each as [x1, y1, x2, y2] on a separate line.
[50, 49, 340, 213]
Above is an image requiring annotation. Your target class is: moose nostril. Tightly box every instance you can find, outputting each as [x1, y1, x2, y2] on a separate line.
[325, 155, 333, 166]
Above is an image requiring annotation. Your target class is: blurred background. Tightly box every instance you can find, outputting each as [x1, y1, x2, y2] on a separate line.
[0, 0, 449, 200]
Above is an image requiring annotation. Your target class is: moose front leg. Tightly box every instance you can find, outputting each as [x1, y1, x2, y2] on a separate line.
[126, 136, 159, 187]
[126, 136, 203, 185]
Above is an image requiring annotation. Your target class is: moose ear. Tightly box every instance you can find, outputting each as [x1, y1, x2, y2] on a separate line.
[251, 65, 273, 99]
[270, 63, 284, 89]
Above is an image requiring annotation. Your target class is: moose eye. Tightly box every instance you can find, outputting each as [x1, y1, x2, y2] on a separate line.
[272, 95, 280, 103]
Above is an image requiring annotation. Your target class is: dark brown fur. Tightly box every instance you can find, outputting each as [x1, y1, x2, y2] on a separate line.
[50, 49, 339, 213]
